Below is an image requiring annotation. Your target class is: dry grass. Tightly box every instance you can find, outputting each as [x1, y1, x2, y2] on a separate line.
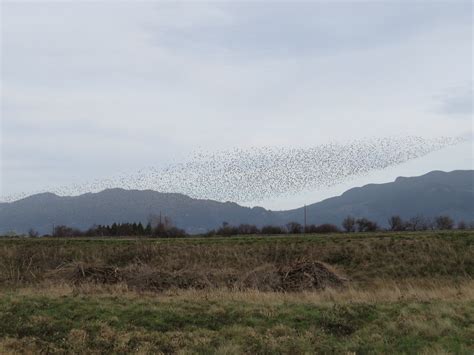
[1, 231, 473, 290]
[3, 279, 473, 304]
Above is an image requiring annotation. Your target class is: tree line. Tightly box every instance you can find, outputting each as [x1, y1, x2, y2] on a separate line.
[206, 214, 471, 236]
[43, 215, 186, 238]
[22, 214, 473, 238]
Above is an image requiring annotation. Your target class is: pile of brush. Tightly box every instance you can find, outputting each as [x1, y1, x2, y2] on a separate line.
[278, 260, 347, 291]
[71, 264, 123, 284]
[236, 261, 347, 291]
[53, 260, 347, 292]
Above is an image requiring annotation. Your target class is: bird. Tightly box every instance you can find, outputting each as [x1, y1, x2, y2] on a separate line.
[1, 135, 464, 204]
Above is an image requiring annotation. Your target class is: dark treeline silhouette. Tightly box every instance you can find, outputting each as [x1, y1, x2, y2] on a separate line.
[49, 214, 186, 238]
[50, 222, 186, 238]
[385, 214, 463, 231]
[84, 223, 150, 237]
[208, 214, 472, 236]
[206, 221, 341, 236]
[18, 214, 473, 238]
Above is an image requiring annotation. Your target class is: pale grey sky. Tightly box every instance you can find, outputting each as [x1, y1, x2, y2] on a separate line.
[1, 1, 473, 207]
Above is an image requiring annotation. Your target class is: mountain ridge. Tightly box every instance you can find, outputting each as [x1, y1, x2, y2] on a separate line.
[1, 170, 472, 234]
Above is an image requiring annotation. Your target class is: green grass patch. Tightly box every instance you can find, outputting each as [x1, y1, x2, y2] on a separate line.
[0, 294, 472, 354]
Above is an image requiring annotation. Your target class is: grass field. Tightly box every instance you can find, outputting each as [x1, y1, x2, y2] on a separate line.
[1, 231, 473, 353]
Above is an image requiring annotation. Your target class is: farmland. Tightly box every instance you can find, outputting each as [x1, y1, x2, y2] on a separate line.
[0, 231, 473, 353]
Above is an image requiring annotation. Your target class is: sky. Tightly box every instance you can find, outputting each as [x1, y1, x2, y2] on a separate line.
[1, 0, 473, 208]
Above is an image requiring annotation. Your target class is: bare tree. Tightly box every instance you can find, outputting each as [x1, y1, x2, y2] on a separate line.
[342, 216, 356, 233]
[435, 215, 454, 230]
[406, 215, 420, 231]
[356, 218, 378, 232]
[388, 216, 405, 231]
[28, 229, 39, 238]
[286, 222, 302, 234]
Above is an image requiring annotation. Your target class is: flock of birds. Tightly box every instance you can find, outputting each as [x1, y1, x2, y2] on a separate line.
[3, 135, 464, 204]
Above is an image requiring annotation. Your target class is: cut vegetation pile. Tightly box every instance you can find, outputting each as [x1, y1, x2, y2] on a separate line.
[279, 261, 347, 291]
[70, 264, 123, 284]
[61, 260, 346, 292]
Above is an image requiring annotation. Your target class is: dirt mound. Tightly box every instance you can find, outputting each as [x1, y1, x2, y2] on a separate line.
[278, 261, 347, 291]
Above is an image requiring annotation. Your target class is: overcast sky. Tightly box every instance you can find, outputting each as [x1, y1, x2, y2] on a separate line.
[1, 1, 473, 207]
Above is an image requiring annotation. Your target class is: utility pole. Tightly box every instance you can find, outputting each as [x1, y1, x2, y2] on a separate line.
[304, 205, 307, 234]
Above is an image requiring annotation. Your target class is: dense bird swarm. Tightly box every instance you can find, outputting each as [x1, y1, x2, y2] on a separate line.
[3, 136, 463, 203]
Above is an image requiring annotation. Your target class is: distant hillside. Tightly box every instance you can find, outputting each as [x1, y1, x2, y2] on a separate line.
[0, 189, 279, 234]
[281, 170, 474, 226]
[0, 170, 472, 234]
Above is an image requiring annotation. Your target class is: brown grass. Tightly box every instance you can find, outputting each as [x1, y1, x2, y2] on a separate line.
[4, 279, 473, 304]
[0, 231, 472, 291]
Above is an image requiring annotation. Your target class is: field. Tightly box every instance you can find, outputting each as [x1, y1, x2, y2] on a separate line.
[0, 231, 473, 354]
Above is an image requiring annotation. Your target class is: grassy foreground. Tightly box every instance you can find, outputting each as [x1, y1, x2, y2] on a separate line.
[0, 231, 473, 354]
[1, 287, 473, 354]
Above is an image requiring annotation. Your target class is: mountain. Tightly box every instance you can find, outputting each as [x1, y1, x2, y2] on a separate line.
[0, 170, 472, 235]
[281, 170, 473, 226]
[0, 189, 280, 235]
